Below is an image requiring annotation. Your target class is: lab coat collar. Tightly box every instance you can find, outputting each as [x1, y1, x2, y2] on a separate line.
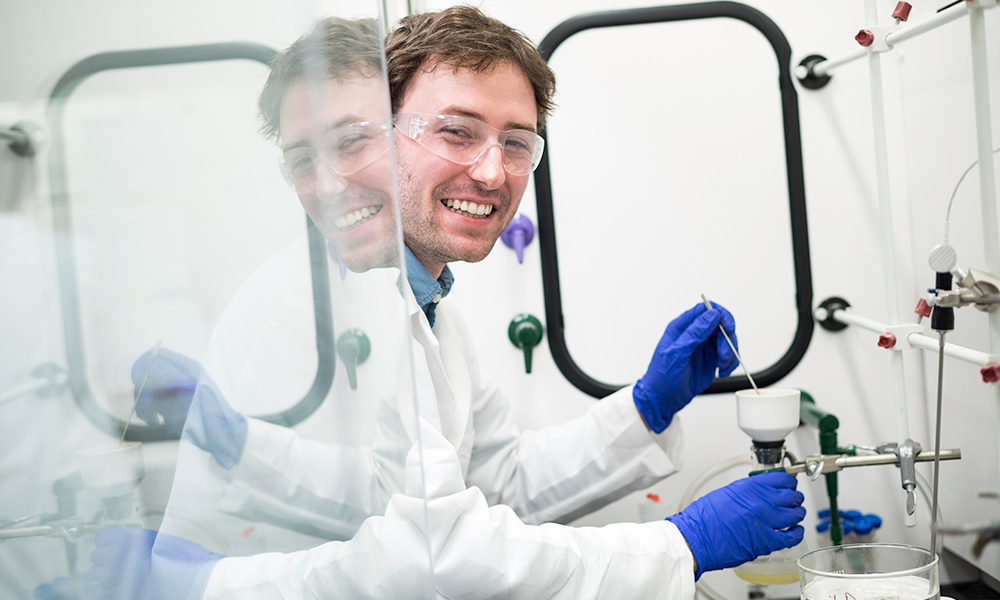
[403, 246, 454, 328]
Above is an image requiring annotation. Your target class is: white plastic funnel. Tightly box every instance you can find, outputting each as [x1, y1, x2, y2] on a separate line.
[737, 388, 801, 442]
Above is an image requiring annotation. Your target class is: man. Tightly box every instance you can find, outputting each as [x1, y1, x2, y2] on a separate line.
[82, 9, 804, 600]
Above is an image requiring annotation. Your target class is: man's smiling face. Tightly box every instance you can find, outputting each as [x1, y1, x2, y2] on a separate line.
[394, 60, 537, 277]
[279, 72, 398, 272]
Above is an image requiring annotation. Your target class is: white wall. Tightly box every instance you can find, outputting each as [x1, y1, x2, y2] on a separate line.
[2, 0, 999, 597]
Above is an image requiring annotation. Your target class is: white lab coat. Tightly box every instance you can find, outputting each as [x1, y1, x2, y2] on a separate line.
[203, 420, 697, 600]
[162, 234, 696, 598]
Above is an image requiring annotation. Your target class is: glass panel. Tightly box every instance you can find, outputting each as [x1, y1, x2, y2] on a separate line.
[0, 3, 433, 599]
[546, 19, 797, 385]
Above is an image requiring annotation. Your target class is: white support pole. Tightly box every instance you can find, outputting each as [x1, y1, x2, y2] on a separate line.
[865, 0, 915, 527]
[967, 1, 1000, 509]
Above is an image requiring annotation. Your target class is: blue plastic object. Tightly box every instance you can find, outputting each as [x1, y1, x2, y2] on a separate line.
[816, 518, 855, 535]
[842, 509, 862, 520]
[666, 472, 805, 579]
[853, 516, 874, 535]
[500, 214, 535, 264]
[633, 302, 738, 433]
[817, 508, 832, 520]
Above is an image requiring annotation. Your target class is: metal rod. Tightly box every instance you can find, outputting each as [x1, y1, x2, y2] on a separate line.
[701, 295, 759, 393]
[786, 449, 961, 474]
[0, 526, 54, 540]
[119, 341, 160, 445]
[931, 331, 946, 557]
[838, 449, 961, 468]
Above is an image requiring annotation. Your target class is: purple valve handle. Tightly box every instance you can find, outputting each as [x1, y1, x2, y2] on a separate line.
[500, 214, 535, 264]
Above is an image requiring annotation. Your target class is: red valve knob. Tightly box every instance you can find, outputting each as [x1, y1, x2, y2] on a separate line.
[878, 333, 897, 349]
[856, 29, 875, 47]
[914, 298, 932, 318]
[892, 2, 913, 21]
[983, 362, 1000, 384]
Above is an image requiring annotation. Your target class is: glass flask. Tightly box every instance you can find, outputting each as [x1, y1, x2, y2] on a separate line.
[798, 543, 939, 600]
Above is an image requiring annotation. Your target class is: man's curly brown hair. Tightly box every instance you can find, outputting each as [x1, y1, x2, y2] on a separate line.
[385, 6, 556, 131]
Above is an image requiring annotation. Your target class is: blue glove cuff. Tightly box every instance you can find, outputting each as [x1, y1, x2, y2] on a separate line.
[178, 554, 224, 600]
[665, 514, 707, 580]
[210, 414, 248, 470]
[633, 383, 672, 434]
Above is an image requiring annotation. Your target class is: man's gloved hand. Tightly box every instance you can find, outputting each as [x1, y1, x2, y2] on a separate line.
[666, 472, 805, 579]
[88, 528, 225, 600]
[132, 348, 247, 469]
[633, 302, 739, 433]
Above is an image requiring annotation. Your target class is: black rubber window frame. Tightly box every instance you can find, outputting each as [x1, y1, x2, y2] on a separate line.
[534, 1, 814, 398]
[47, 43, 335, 441]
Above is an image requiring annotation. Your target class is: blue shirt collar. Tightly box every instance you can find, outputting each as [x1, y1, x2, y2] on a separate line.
[404, 246, 453, 328]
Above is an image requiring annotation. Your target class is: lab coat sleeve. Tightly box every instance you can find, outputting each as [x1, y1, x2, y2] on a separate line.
[214, 417, 404, 540]
[453, 295, 683, 524]
[201, 423, 697, 600]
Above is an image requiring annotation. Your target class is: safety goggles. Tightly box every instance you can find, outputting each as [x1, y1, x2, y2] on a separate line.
[393, 113, 544, 176]
[278, 119, 391, 194]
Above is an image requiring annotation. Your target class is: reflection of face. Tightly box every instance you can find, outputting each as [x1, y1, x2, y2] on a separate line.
[279, 73, 397, 272]
[395, 62, 537, 277]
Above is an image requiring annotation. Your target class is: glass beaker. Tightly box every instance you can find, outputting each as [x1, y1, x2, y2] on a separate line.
[734, 543, 804, 585]
[798, 543, 939, 600]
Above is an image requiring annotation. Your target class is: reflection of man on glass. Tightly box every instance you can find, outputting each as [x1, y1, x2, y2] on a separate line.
[76, 9, 806, 600]
[260, 16, 398, 273]
[130, 16, 415, 547]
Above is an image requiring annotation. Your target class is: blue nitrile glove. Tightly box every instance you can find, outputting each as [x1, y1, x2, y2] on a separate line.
[666, 472, 805, 579]
[88, 528, 225, 600]
[131, 348, 247, 469]
[633, 302, 739, 433]
[33, 574, 96, 599]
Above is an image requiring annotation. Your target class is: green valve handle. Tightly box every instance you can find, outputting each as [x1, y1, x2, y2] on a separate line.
[508, 314, 543, 374]
[337, 329, 371, 391]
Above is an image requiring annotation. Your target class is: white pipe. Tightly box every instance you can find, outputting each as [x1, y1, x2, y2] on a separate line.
[828, 308, 994, 367]
[0, 378, 49, 407]
[886, 2, 970, 46]
[827, 308, 889, 333]
[908, 333, 993, 366]
[805, 2, 981, 79]
[811, 48, 868, 78]
[967, 2, 1000, 511]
